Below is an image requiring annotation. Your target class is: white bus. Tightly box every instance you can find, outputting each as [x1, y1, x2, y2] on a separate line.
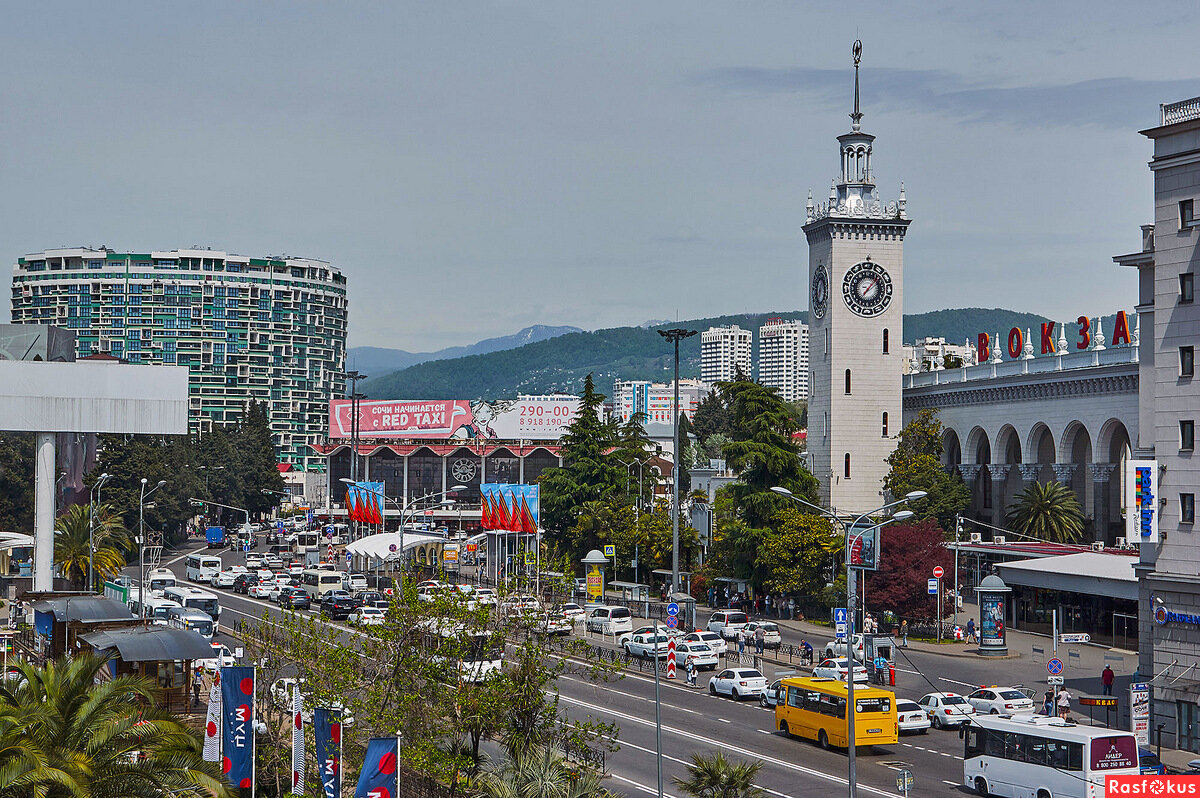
[290, 531, 320, 559]
[301, 568, 344, 601]
[417, 619, 503, 683]
[128, 596, 182, 625]
[185, 554, 223, 583]
[162, 586, 222, 624]
[166, 606, 216, 640]
[963, 714, 1140, 798]
[145, 568, 178, 594]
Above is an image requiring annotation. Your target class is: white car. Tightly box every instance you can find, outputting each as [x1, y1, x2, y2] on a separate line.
[262, 554, 283, 569]
[743, 621, 783, 649]
[245, 555, 265, 570]
[196, 643, 235, 672]
[683, 631, 727, 656]
[707, 610, 749, 641]
[288, 563, 305, 577]
[618, 624, 679, 647]
[824, 633, 866, 662]
[708, 667, 768, 700]
[347, 607, 386, 627]
[759, 675, 797, 709]
[967, 686, 1036, 716]
[473, 588, 499, 607]
[248, 582, 275, 599]
[537, 614, 573, 636]
[624, 633, 670, 659]
[917, 692, 976, 729]
[558, 602, 586, 622]
[896, 699, 932, 734]
[211, 567, 248, 589]
[812, 657, 869, 683]
[676, 641, 719, 671]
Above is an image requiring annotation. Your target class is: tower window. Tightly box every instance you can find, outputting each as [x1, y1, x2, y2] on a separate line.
[1182, 273, 1195, 304]
[1182, 346, 1195, 378]
[844, 369, 852, 394]
[844, 453, 851, 479]
[882, 412, 889, 437]
[883, 328, 889, 354]
[1182, 419, 1195, 451]
[1181, 199, 1195, 230]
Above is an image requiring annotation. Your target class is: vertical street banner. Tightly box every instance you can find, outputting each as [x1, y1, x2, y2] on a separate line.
[847, 521, 879, 570]
[479, 483, 539, 534]
[1130, 683, 1151, 745]
[292, 682, 305, 794]
[1125, 459, 1158, 544]
[355, 737, 399, 798]
[346, 482, 385, 525]
[314, 708, 342, 798]
[202, 671, 222, 763]
[220, 666, 256, 792]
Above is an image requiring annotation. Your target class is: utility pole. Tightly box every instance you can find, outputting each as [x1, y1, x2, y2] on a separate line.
[658, 328, 696, 604]
[88, 473, 111, 592]
[344, 371, 367, 541]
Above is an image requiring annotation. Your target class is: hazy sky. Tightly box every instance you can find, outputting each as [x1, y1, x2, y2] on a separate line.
[3, 2, 1197, 349]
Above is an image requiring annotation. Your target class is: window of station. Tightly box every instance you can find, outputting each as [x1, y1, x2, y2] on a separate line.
[844, 369, 851, 394]
[1182, 346, 1195, 378]
[882, 328, 889, 354]
[1183, 493, 1196, 525]
[1182, 419, 1195, 451]
[1180, 199, 1195, 230]
[881, 412, 889, 437]
[1181, 273, 1195, 304]
[844, 453, 851, 479]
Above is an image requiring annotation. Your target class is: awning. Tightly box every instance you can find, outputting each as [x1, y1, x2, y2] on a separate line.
[80, 627, 215, 662]
[31, 597, 134, 623]
[996, 553, 1138, 602]
[0, 532, 34, 550]
[346, 531, 446, 561]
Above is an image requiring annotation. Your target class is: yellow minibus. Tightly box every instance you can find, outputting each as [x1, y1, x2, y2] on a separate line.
[774, 676, 898, 750]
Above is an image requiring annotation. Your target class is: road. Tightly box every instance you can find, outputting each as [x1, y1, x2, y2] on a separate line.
[152, 539, 977, 797]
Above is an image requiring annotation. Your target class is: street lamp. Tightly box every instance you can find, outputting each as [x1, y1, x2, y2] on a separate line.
[138, 478, 167, 623]
[770, 486, 926, 798]
[88, 472, 112, 591]
[657, 328, 696, 606]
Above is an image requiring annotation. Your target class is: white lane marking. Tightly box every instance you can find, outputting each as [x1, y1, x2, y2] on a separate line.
[613, 735, 793, 798]
[558, 693, 894, 797]
[938, 677, 977, 688]
[943, 780, 959, 786]
[940, 752, 954, 758]
[718, 718, 731, 723]
[901, 743, 914, 747]
[558, 675, 700, 715]
[609, 773, 678, 798]
[757, 729, 771, 735]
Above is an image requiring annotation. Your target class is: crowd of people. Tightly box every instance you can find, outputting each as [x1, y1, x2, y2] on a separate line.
[708, 586, 798, 619]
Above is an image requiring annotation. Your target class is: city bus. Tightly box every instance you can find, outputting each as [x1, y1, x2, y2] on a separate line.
[301, 568, 344, 601]
[416, 619, 504, 683]
[145, 567, 178, 594]
[963, 714, 1139, 798]
[774, 676, 898, 750]
[162, 586, 222, 624]
[290, 531, 320, 560]
[128, 595, 182, 625]
[166, 606, 216, 640]
[185, 554, 223, 583]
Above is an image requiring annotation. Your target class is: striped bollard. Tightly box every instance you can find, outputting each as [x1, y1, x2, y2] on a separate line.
[666, 638, 676, 679]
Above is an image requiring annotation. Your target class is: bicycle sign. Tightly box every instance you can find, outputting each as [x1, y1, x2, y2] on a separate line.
[1047, 657, 1064, 675]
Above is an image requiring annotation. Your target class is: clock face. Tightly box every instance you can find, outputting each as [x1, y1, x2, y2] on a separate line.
[811, 264, 829, 320]
[842, 260, 893, 317]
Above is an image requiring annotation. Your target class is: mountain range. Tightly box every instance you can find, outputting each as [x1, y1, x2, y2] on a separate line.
[347, 324, 582, 377]
[358, 307, 1113, 400]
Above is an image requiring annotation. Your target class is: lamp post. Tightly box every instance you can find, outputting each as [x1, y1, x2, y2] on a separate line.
[88, 472, 112, 592]
[138, 478, 167, 623]
[340, 480, 466, 578]
[196, 465, 225, 496]
[771, 486, 926, 798]
[657, 328, 696, 602]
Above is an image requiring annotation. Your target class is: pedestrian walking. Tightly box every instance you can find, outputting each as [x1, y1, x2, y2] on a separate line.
[755, 626, 765, 654]
[787, 597, 795, 620]
[764, 595, 772, 617]
[192, 670, 203, 708]
[736, 628, 746, 654]
[1101, 664, 1115, 696]
[1057, 688, 1072, 719]
[900, 620, 909, 647]
[1042, 690, 1054, 716]
[873, 654, 888, 685]
[966, 618, 976, 644]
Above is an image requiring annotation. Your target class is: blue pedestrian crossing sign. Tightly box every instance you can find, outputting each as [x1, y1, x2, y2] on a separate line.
[603, 544, 615, 557]
[667, 602, 679, 616]
[276, 520, 284, 531]
[1047, 657, 1064, 675]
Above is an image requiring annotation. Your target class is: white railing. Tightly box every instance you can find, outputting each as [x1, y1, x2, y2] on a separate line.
[903, 344, 1137, 389]
[1162, 96, 1200, 126]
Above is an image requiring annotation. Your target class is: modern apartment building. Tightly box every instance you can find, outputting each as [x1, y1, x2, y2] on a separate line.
[612, 379, 710, 425]
[757, 317, 809, 402]
[700, 325, 751, 383]
[902, 336, 977, 374]
[10, 247, 347, 470]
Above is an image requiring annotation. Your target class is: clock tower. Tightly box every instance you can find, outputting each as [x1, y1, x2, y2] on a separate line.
[803, 41, 910, 512]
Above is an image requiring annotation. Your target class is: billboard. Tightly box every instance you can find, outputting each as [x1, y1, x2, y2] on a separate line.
[329, 396, 579, 440]
[1125, 459, 1158, 544]
[847, 521, 878, 570]
[480, 483, 539, 533]
[346, 482, 384, 524]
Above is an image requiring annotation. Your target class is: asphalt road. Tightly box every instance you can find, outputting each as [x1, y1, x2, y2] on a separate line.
[151, 539, 981, 797]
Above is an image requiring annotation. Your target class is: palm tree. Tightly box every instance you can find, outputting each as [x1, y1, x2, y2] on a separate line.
[0, 652, 230, 798]
[673, 751, 765, 798]
[1006, 480, 1085, 543]
[478, 745, 609, 798]
[53, 503, 129, 589]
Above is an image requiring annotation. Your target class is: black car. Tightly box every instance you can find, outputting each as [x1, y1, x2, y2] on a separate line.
[278, 587, 311, 610]
[357, 590, 388, 609]
[321, 594, 356, 620]
[232, 573, 260, 594]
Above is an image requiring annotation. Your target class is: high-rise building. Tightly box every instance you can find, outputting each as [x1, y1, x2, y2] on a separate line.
[700, 325, 751, 383]
[10, 247, 347, 470]
[612, 379, 710, 425]
[804, 45, 909, 510]
[757, 318, 809, 402]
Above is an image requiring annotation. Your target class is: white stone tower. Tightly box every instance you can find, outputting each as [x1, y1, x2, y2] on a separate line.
[803, 41, 910, 511]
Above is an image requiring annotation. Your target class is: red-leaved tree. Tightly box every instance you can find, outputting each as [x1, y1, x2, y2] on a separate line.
[868, 519, 954, 620]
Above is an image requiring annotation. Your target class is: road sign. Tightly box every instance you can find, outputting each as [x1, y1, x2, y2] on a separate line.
[1059, 633, 1091, 644]
[1047, 676, 1065, 685]
[932, 566, 944, 579]
[243, 544, 250, 553]
[667, 602, 680, 616]
[665, 615, 678, 629]
[896, 768, 914, 795]
[603, 544, 615, 557]
[277, 520, 285, 531]
[666, 638, 677, 679]
[834, 607, 848, 640]
[346, 552, 352, 565]
[1047, 657, 1064, 675]
[927, 578, 938, 595]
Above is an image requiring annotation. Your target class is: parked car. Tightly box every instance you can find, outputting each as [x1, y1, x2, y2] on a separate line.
[824, 633, 866, 662]
[966, 686, 1036, 715]
[1139, 748, 1167, 775]
[708, 668, 768, 700]
[624, 633, 670, 659]
[557, 602, 587, 622]
[536, 613, 573, 636]
[812, 657, 869, 683]
[585, 606, 633, 636]
[618, 624, 678, 647]
[743, 621, 782, 649]
[676, 641, 719, 671]
[347, 607, 386, 627]
[759, 675, 797, 709]
[896, 699, 932, 734]
[196, 643, 236, 672]
[683, 631, 728, 657]
[278, 586, 311, 610]
[917, 692, 976, 729]
[321, 594, 357, 621]
[472, 587, 499, 607]
[707, 610, 749, 641]
[573, 577, 588, 596]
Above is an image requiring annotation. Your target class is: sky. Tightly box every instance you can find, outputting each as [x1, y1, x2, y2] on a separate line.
[2, 2, 1198, 350]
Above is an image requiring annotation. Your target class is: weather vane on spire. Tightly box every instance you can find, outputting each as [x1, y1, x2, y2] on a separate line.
[850, 39, 863, 131]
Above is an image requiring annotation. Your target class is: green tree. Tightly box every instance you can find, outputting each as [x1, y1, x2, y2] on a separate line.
[882, 409, 969, 531]
[0, 652, 229, 798]
[675, 412, 694, 496]
[53, 503, 129, 589]
[757, 509, 839, 596]
[672, 751, 764, 798]
[0, 433, 34, 534]
[1006, 481, 1085, 543]
[479, 745, 610, 798]
[689, 391, 731, 443]
[703, 433, 732, 462]
[232, 400, 286, 517]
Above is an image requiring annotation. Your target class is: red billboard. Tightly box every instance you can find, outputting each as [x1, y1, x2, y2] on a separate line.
[328, 396, 579, 441]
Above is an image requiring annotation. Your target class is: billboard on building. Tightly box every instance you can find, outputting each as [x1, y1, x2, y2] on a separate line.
[329, 396, 579, 440]
[1125, 459, 1158, 545]
[480, 483, 539, 533]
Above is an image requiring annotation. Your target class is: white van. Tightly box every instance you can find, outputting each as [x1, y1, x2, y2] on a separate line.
[342, 572, 368, 593]
[301, 569, 343, 600]
[585, 605, 633, 635]
[167, 606, 216, 640]
[707, 610, 749, 641]
[145, 568, 178, 595]
[129, 596, 182, 625]
[185, 554, 223, 583]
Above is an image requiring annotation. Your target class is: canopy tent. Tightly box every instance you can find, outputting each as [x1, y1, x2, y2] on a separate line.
[346, 531, 446, 562]
[80, 627, 214, 662]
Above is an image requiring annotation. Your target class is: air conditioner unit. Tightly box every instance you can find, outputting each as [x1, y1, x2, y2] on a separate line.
[1092, 542, 1106, 552]
[993, 536, 1006, 544]
[1115, 536, 1128, 549]
[969, 532, 983, 544]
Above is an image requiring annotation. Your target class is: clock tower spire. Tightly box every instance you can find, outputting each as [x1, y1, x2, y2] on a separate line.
[803, 41, 911, 511]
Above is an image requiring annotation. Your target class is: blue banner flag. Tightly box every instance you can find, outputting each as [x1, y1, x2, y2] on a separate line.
[355, 737, 399, 798]
[314, 708, 343, 798]
[220, 666, 256, 791]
